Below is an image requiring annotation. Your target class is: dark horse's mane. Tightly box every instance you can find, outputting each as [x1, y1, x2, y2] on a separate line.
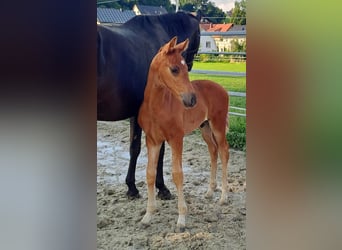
[123, 11, 200, 37]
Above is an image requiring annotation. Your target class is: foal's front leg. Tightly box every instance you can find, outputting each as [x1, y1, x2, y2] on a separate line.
[141, 138, 162, 226]
[169, 137, 187, 230]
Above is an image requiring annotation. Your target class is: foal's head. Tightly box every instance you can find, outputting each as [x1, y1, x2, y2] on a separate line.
[150, 36, 196, 108]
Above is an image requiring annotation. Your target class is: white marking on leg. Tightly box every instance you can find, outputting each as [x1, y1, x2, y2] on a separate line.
[141, 186, 157, 224]
[142, 143, 159, 225]
[177, 214, 186, 228]
[176, 187, 187, 227]
[141, 212, 153, 224]
[219, 188, 228, 205]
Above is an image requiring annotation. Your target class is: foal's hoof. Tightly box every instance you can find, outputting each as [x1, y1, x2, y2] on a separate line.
[175, 226, 186, 233]
[126, 189, 141, 199]
[157, 188, 174, 200]
[139, 222, 150, 229]
[205, 190, 214, 199]
[219, 198, 227, 205]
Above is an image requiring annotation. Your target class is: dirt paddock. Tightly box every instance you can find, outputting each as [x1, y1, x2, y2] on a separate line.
[97, 120, 246, 249]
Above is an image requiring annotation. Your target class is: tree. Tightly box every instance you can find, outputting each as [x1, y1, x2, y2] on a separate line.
[230, 39, 246, 52]
[181, 3, 196, 12]
[204, 2, 226, 23]
[179, 0, 203, 9]
[230, 0, 246, 25]
[179, 0, 227, 23]
[139, 0, 173, 12]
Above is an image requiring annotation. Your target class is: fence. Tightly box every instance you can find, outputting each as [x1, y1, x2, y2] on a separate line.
[228, 92, 246, 117]
[192, 31, 246, 117]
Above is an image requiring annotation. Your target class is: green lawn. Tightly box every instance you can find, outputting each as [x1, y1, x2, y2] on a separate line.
[190, 74, 246, 93]
[230, 96, 246, 109]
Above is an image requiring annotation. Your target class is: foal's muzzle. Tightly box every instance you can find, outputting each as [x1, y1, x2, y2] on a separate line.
[181, 92, 196, 108]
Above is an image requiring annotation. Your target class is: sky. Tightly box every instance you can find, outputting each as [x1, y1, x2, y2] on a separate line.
[170, 0, 237, 12]
[213, 0, 236, 12]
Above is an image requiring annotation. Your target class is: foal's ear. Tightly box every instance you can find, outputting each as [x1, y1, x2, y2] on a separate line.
[175, 38, 189, 53]
[169, 36, 178, 47]
[163, 36, 178, 53]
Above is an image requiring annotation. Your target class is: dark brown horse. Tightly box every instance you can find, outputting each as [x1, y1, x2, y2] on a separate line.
[138, 37, 229, 230]
[97, 12, 201, 199]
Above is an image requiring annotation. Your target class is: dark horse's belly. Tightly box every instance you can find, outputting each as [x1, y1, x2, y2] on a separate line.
[97, 40, 146, 122]
[97, 85, 142, 121]
[97, 102, 138, 121]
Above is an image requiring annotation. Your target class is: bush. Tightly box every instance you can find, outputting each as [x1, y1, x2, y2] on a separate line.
[226, 116, 246, 151]
[227, 131, 246, 151]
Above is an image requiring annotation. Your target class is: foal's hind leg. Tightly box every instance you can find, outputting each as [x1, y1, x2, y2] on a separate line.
[217, 137, 229, 205]
[210, 121, 229, 205]
[200, 121, 218, 199]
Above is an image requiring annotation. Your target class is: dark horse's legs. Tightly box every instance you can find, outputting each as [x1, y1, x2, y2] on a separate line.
[156, 142, 173, 200]
[125, 117, 142, 198]
[125, 117, 172, 199]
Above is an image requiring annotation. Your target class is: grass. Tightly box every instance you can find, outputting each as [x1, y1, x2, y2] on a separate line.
[189, 61, 246, 151]
[190, 74, 246, 92]
[192, 61, 246, 72]
[230, 96, 246, 109]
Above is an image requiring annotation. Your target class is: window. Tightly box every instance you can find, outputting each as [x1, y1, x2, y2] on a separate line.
[205, 41, 211, 48]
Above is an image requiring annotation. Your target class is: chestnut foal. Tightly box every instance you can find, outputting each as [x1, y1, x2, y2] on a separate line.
[138, 37, 229, 230]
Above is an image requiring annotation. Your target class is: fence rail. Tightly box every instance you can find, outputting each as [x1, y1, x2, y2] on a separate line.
[191, 69, 246, 77]
[201, 31, 246, 36]
[197, 51, 246, 56]
[228, 92, 246, 117]
[229, 91, 246, 97]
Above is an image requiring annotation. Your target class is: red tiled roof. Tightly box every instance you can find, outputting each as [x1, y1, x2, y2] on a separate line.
[200, 23, 211, 31]
[206, 23, 233, 32]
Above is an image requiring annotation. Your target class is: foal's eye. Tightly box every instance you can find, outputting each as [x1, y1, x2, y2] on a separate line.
[170, 66, 180, 75]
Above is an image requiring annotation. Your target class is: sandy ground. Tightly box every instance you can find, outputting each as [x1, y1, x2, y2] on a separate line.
[97, 120, 246, 249]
